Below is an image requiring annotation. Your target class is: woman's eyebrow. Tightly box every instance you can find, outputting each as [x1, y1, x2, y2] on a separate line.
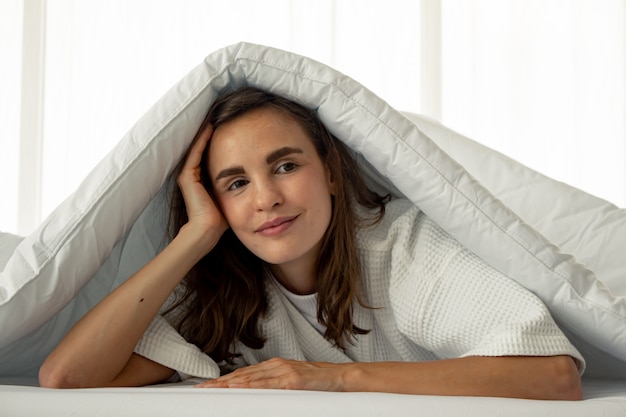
[265, 146, 303, 164]
[215, 166, 245, 181]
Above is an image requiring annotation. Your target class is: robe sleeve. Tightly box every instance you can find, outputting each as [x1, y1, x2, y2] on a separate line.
[385, 200, 585, 372]
[134, 314, 220, 381]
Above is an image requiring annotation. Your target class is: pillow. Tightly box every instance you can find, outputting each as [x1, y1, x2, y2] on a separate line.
[1, 42, 624, 378]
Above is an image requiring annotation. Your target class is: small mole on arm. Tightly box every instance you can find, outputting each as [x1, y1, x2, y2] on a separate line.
[140, 298, 145, 303]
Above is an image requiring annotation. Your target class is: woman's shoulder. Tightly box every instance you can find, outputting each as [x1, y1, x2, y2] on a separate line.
[383, 198, 420, 217]
[357, 198, 459, 252]
[359, 197, 419, 223]
[356, 198, 424, 245]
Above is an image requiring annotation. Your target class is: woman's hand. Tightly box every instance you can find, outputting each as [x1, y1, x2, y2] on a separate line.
[177, 124, 228, 250]
[194, 358, 346, 391]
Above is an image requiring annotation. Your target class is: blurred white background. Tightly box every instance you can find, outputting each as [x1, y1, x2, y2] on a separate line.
[1, 0, 625, 236]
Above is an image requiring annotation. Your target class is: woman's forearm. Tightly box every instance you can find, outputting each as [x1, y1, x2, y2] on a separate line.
[39, 226, 218, 388]
[198, 355, 582, 400]
[343, 355, 582, 400]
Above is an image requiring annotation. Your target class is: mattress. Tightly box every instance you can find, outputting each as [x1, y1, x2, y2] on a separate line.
[1, 378, 626, 417]
[1, 42, 625, 415]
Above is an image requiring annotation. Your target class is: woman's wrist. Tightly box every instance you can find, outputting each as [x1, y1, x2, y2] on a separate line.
[335, 362, 367, 392]
[175, 223, 223, 260]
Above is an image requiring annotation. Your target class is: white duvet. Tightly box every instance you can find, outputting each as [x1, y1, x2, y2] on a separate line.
[0, 42, 624, 380]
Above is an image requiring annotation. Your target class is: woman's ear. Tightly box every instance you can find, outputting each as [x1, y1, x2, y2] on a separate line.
[325, 165, 337, 196]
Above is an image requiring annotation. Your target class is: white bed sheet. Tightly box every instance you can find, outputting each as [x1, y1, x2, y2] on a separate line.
[1, 378, 625, 417]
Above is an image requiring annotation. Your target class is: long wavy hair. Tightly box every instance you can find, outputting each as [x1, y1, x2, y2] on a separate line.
[166, 87, 389, 363]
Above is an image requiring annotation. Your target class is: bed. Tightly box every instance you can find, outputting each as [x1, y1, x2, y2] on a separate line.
[1, 42, 625, 416]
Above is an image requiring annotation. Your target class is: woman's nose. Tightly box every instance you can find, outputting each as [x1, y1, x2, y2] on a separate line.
[253, 179, 283, 211]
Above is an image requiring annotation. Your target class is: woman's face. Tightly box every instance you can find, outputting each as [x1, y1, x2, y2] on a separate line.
[207, 106, 334, 290]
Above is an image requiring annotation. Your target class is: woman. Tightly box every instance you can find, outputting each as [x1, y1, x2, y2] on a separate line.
[40, 87, 584, 399]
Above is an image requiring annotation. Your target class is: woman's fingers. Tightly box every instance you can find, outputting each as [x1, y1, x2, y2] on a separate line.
[178, 124, 214, 189]
[176, 124, 229, 245]
[194, 359, 344, 391]
[181, 124, 214, 173]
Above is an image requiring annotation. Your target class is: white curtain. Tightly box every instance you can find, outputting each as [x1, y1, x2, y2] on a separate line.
[441, 0, 626, 211]
[0, 0, 24, 235]
[1, 0, 625, 236]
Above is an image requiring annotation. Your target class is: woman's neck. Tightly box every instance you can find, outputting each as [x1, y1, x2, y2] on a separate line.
[269, 261, 316, 295]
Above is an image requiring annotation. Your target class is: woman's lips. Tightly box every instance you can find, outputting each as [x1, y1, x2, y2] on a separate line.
[255, 215, 298, 236]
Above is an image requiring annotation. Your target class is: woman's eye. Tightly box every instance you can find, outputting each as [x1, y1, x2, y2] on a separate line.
[227, 179, 248, 191]
[277, 162, 297, 173]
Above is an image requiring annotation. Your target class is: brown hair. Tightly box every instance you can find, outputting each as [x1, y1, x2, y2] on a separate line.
[166, 87, 388, 363]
